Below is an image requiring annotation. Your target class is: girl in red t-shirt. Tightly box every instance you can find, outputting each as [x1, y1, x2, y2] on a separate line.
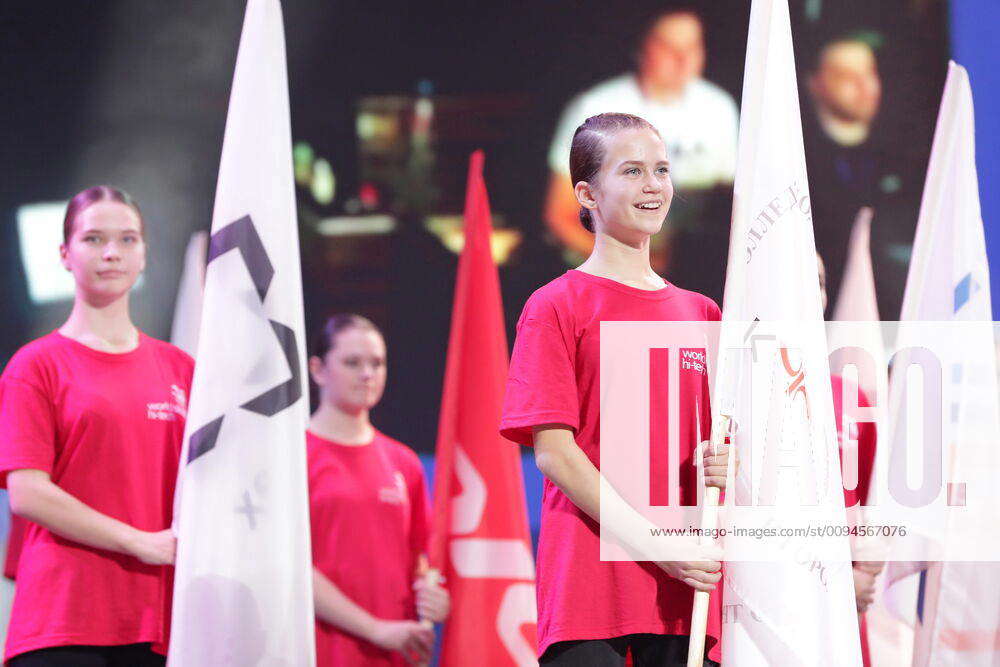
[306, 314, 450, 666]
[500, 113, 731, 666]
[0, 186, 194, 666]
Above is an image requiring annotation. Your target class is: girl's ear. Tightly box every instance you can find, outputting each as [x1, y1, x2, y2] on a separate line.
[59, 243, 71, 272]
[575, 180, 598, 212]
[308, 355, 326, 388]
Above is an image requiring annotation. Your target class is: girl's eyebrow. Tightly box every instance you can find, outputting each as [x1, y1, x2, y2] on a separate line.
[616, 160, 670, 168]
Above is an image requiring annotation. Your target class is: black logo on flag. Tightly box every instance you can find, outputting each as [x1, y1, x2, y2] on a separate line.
[187, 214, 302, 464]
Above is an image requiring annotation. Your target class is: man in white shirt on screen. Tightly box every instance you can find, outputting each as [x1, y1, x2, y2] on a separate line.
[544, 9, 739, 265]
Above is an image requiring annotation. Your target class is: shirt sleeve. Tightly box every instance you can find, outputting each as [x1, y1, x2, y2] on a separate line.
[0, 373, 57, 486]
[705, 297, 722, 322]
[500, 294, 579, 446]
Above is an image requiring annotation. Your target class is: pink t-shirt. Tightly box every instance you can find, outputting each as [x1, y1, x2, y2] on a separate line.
[307, 429, 431, 667]
[0, 331, 193, 661]
[500, 269, 723, 660]
[4, 514, 27, 580]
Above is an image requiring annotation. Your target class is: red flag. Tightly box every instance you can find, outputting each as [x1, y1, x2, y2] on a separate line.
[430, 151, 538, 666]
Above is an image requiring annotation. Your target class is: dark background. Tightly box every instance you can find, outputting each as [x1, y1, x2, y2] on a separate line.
[0, 0, 949, 452]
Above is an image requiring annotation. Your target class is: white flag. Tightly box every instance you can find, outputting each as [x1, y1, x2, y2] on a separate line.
[168, 1, 315, 665]
[829, 207, 887, 456]
[717, 1, 862, 664]
[829, 208, 888, 524]
[885, 61, 1000, 667]
[170, 231, 208, 358]
[828, 211, 912, 666]
[832, 208, 880, 323]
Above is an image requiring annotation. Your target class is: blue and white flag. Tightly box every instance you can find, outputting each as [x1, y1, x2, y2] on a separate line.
[884, 61, 1000, 667]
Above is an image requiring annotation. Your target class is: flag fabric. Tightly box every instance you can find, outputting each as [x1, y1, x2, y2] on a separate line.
[716, 1, 862, 664]
[829, 207, 887, 479]
[829, 208, 886, 496]
[828, 210, 913, 666]
[826, 209, 913, 666]
[429, 151, 538, 666]
[832, 207, 881, 323]
[829, 207, 887, 541]
[170, 231, 208, 357]
[168, 1, 315, 664]
[884, 61, 1000, 667]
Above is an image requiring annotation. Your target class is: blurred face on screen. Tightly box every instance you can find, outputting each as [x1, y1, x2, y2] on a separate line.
[638, 12, 705, 96]
[584, 127, 673, 244]
[313, 326, 387, 415]
[60, 201, 146, 304]
[811, 41, 882, 125]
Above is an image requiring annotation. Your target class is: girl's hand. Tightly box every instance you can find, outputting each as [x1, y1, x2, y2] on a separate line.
[701, 440, 733, 489]
[853, 567, 877, 613]
[414, 576, 451, 623]
[127, 528, 176, 565]
[854, 560, 884, 576]
[368, 620, 434, 664]
[657, 557, 723, 592]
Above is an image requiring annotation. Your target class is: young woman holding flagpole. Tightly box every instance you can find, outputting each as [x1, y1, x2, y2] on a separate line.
[306, 314, 450, 667]
[500, 113, 730, 667]
[0, 186, 193, 666]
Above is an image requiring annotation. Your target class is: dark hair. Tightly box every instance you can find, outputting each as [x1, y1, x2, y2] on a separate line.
[632, 7, 703, 62]
[642, 6, 702, 38]
[809, 30, 884, 72]
[310, 313, 381, 359]
[63, 185, 143, 244]
[569, 113, 661, 232]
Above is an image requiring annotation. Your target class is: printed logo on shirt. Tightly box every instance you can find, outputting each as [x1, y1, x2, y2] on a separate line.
[378, 472, 408, 505]
[147, 384, 188, 421]
[680, 349, 707, 375]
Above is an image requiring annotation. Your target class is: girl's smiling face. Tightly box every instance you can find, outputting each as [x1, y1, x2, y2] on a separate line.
[578, 127, 674, 245]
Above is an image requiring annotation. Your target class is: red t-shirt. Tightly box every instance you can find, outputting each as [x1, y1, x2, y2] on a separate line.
[831, 374, 878, 667]
[0, 331, 193, 661]
[307, 429, 431, 667]
[500, 269, 723, 661]
[831, 375, 876, 509]
[4, 514, 27, 580]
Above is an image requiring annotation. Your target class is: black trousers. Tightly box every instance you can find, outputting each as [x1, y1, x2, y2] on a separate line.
[8, 643, 166, 667]
[541, 633, 720, 667]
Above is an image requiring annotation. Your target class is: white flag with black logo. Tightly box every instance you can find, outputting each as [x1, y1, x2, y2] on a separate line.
[168, 1, 315, 665]
[716, 1, 862, 664]
[170, 231, 208, 358]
